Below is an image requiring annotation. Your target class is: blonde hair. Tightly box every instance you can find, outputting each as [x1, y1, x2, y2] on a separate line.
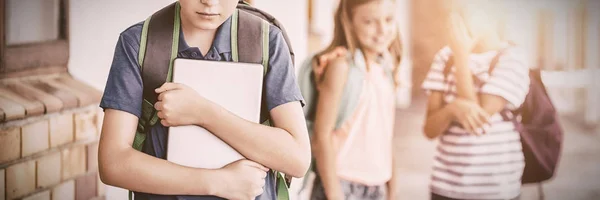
[318, 0, 402, 74]
[453, 0, 507, 40]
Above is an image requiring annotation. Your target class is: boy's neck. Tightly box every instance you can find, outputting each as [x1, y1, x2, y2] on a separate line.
[181, 17, 217, 56]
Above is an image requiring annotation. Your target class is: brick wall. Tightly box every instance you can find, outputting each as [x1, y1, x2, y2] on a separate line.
[1, 75, 105, 200]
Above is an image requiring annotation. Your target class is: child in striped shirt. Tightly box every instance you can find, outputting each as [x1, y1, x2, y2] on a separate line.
[422, 2, 530, 200]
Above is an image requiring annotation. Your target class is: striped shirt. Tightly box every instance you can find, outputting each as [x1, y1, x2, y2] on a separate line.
[422, 45, 530, 200]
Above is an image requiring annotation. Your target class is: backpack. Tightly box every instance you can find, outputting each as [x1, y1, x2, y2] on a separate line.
[298, 50, 366, 137]
[130, 1, 294, 199]
[443, 46, 564, 184]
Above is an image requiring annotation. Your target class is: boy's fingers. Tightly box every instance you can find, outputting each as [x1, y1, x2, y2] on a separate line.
[155, 82, 180, 93]
[245, 161, 269, 172]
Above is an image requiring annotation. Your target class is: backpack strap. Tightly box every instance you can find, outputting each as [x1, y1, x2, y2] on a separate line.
[231, 9, 271, 125]
[232, 9, 270, 74]
[130, 3, 181, 200]
[142, 2, 180, 104]
[136, 2, 181, 138]
[236, 1, 295, 65]
[233, 8, 293, 200]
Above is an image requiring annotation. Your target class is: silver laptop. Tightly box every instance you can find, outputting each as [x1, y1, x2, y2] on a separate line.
[167, 58, 264, 169]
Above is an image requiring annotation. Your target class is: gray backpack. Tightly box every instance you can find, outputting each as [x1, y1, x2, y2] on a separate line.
[298, 51, 364, 135]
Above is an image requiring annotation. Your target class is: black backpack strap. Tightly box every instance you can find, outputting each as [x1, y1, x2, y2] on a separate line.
[236, 10, 265, 65]
[142, 3, 179, 105]
[236, 2, 295, 65]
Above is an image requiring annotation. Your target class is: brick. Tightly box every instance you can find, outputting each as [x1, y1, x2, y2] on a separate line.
[61, 146, 86, 180]
[49, 113, 74, 147]
[22, 190, 50, 200]
[0, 86, 44, 117]
[21, 120, 50, 157]
[52, 180, 75, 200]
[6, 161, 36, 199]
[1, 169, 5, 200]
[87, 143, 99, 172]
[29, 81, 79, 110]
[0, 128, 20, 164]
[56, 76, 102, 106]
[45, 79, 91, 107]
[0, 95, 26, 121]
[75, 110, 97, 141]
[36, 153, 61, 188]
[75, 173, 97, 200]
[3, 83, 63, 114]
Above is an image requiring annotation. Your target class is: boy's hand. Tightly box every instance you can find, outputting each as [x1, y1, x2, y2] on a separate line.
[154, 82, 214, 127]
[215, 159, 269, 200]
[447, 98, 490, 135]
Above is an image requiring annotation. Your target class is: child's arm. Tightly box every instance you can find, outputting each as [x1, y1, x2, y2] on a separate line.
[423, 91, 456, 139]
[312, 57, 349, 200]
[155, 82, 310, 178]
[423, 92, 491, 138]
[203, 98, 311, 177]
[478, 52, 530, 116]
[422, 48, 489, 137]
[98, 109, 268, 199]
[447, 13, 479, 103]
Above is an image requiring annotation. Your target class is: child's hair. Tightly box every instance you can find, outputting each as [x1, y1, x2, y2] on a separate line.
[452, 0, 507, 41]
[318, 0, 402, 71]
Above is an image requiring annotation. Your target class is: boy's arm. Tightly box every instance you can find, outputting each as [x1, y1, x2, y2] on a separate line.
[98, 109, 218, 195]
[205, 28, 311, 177]
[199, 100, 311, 178]
[99, 109, 270, 199]
[154, 83, 310, 178]
[154, 27, 311, 177]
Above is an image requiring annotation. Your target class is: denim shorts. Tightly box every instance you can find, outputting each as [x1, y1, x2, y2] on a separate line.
[310, 176, 386, 200]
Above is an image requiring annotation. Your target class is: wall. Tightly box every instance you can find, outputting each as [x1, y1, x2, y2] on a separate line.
[68, 1, 175, 199]
[253, 0, 309, 70]
[68, 0, 176, 90]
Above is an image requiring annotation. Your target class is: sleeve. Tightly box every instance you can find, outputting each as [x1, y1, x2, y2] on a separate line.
[421, 47, 452, 94]
[480, 49, 530, 109]
[99, 31, 144, 118]
[263, 25, 305, 111]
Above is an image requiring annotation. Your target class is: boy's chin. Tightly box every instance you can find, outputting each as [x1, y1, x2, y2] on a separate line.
[190, 21, 222, 31]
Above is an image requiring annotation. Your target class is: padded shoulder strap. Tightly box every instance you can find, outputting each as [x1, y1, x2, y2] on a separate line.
[232, 9, 270, 73]
[141, 2, 180, 105]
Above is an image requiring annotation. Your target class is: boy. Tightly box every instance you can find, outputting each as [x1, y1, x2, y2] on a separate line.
[98, 1, 311, 200]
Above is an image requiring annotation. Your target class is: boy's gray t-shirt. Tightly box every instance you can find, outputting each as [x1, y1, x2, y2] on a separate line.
[100, 17, 304, 200]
